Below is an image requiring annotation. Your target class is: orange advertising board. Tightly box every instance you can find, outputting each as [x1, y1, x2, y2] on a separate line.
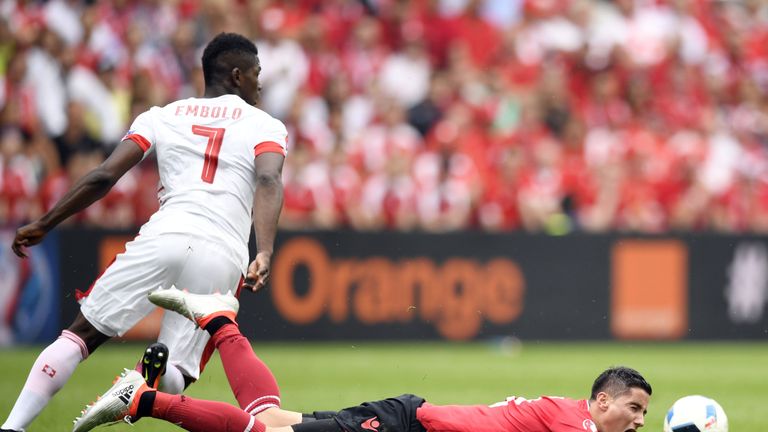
[611, 240, 687, 339]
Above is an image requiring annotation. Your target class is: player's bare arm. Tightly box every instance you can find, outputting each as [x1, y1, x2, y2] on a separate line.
[11, 139, 144, 258]
[244, 151, 285, 292]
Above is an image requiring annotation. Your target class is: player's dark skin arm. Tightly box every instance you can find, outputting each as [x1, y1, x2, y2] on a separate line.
[12, 139, 144, 258]
[243, 152, 284, 292]
[11, 139, 144, 353]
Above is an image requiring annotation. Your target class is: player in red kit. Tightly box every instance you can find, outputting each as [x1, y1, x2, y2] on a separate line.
[74, 291, 651, 432]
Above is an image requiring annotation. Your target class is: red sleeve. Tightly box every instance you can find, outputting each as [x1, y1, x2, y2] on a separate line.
[254, 141, 287, 157]
[416, 397, 592, 432]
[124, 133, 152, 152]
[416, 403, 518, 432]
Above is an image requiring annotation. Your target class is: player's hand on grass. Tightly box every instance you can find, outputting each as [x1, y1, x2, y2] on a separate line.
[243, 252, 272, 292]
[12, 221, 49, 258]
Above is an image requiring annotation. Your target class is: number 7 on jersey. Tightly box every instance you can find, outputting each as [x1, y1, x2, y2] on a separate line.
[192, 125, 225, 183]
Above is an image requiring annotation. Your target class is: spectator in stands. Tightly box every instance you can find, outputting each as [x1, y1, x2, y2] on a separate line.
[0, 0, 766, 234]
[256, 5, 309, 120]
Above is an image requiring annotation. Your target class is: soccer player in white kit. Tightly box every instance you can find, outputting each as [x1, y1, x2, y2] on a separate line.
[3, 33, 286, 432]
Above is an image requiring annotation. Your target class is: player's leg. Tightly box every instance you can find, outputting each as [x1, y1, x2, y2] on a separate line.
[149, 285, 296, 423]
[154, 309, 208, 393]
[148, 292, 348, 428]
[1, 233, 169, 431]
[73, 369, 421, 432]
[135, 389, 331, 432]
[144, 394, 330, 432]
[204, 317, 303, 426]
[182, 312, 309, 427]
[205, 319, 281, 413]
[72, 369, 268, 432]
[147, 393, 269, 432]
[158, 234, 293, 420]
[1, 314, 109, 431]
[155, 235, 241, 387]
[118, 234, 219, 394]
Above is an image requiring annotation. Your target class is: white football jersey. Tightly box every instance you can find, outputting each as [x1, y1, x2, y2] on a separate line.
[124, 94, 288, 273]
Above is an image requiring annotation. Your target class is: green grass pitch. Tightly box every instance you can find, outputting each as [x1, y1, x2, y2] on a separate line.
[0, 341, 765, 431]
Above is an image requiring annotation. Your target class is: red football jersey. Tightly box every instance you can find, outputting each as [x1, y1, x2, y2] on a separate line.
[416, 396, 597, 432]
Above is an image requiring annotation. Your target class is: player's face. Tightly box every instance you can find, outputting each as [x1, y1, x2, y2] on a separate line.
[595, 387, 649, 432]
[239, 56, 262, 106]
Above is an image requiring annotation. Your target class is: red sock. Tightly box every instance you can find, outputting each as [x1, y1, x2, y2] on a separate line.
[152, 392, 265, 432]
[213, 324, 281, 415]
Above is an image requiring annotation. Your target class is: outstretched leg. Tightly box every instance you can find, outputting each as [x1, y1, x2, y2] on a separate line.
[144, 392, 425, 432]
[151, 325, 425, 432]
[73, 369, 277, 432]
[73, 369, 423, 432]
[147, 289, 431, 430]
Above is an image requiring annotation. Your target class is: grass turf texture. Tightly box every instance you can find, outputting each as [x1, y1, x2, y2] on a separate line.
[0, 341, 764, 431]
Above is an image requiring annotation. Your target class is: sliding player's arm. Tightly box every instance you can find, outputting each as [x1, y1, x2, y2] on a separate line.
[11, 139, 144, 257]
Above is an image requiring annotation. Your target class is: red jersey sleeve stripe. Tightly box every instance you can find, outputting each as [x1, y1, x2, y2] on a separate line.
[254, 141, 287, 157]
[125, 133, 152, 152]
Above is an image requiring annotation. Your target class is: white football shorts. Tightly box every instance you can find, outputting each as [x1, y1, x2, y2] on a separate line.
[79, 232, 243, 379]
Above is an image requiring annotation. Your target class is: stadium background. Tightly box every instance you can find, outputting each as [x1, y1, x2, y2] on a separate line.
[1, 0, 767, 430]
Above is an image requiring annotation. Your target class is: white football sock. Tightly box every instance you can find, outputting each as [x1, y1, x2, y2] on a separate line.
[159, 363, 186, 394]
[2, 330, 87, 431]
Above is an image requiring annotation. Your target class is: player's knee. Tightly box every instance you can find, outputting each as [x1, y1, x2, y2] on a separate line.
[66, 314, 110, 354]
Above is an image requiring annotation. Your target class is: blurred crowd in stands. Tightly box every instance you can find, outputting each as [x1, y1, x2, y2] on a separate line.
[1, 0, 768, 233]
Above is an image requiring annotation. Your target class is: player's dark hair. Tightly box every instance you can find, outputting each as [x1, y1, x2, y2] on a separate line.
[201, 33, 259, 87]
[590, 366, 652, 400]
